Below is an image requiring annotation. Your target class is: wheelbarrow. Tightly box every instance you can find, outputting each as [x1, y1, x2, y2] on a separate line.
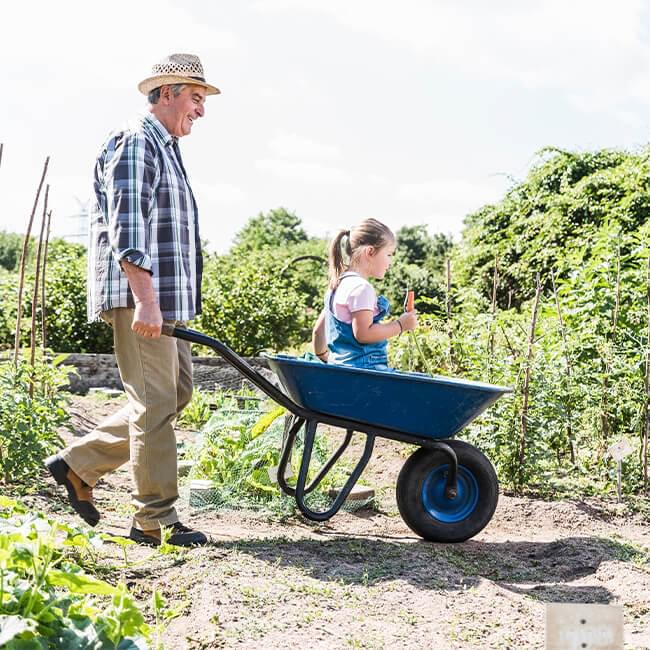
[164, 325, 511, 543]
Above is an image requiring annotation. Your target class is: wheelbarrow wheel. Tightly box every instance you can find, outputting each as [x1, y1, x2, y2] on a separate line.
[396, 440, 498, 543]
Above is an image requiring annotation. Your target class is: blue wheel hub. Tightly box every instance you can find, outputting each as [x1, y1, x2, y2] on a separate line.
[421, 464, 479, 523]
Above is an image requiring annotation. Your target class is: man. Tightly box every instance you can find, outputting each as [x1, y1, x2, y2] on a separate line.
[46, 53, 219, 547]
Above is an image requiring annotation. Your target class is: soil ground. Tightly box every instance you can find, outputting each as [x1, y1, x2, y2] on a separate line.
[27, 394, 650, 649]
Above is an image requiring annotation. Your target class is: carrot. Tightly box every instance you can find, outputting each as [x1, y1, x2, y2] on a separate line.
[406, 290, 415, 312]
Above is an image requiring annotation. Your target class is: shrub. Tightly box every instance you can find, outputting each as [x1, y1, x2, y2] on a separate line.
[0, 355, 70, 487]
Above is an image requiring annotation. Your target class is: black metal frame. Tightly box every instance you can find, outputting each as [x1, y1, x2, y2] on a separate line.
[166, 326, 458, 521]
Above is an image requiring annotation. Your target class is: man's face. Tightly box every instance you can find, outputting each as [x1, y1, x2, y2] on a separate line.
[159, 84, 207, 137]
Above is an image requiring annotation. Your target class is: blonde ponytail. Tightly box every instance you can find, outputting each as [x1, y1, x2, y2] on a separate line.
[327, 218, 394, 289]
[328, 229, 351, 289]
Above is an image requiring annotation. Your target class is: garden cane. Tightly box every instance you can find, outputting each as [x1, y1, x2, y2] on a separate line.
[404, 289, 433, 374]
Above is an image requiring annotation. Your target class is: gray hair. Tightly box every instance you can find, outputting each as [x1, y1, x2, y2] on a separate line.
[147, 83, 187, 105]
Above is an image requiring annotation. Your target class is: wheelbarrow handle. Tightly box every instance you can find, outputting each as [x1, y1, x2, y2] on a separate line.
[161, 325, 302, 414]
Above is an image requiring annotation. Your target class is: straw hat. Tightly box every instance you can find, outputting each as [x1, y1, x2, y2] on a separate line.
[138, 53, 220, 96]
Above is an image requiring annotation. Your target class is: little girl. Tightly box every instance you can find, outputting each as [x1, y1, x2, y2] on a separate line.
[312, 218, 417, 371]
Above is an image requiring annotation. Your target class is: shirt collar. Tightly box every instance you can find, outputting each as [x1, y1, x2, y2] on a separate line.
[142, 112, 175, 148]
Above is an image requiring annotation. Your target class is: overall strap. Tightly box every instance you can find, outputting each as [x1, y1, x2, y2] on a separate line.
[329, 272, 362, 313]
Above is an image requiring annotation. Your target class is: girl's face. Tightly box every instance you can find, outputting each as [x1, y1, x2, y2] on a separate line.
[367, 239, 396, 279]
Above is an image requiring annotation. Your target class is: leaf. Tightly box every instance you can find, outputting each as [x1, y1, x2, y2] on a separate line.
[47, 569, 118, 595]
[51, 353, 70, 367]
[0, 615, 37, 644]
[100, 534, 137, 549]
[152, 588, 166, 614]
[4, 638, 42, 649]
[251, 406, 286, 439]
[0, 496, 19, 511]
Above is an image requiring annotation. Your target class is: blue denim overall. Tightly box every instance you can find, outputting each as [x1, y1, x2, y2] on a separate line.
[325, 277, 391, 371]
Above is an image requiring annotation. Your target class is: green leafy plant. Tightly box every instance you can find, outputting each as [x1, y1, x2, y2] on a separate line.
[177, 386, 262, 430]
[150, 588, 185, 650]
[0, 497, 151, 648]
[0, 238, 114, 353]
[0, 355, 71, 487]
[0, 231, 24, 272]
[188, 397, 351, 514]
[176, 388, 214, 430]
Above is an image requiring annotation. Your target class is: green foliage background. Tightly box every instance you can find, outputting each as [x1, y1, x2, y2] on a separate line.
[393, 148, 649, 495]
[1, 150, 649, 496]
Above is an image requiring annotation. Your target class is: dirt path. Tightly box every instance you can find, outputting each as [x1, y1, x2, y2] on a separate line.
[31, 395, 650, 649]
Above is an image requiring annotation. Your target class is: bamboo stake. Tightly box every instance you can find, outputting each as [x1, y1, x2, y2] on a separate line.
[446, 257, 452, 320]
[498, 323, 519, 359]
[600, 245, 621, 444]
[488, 254, 499, 379]
[517, 272, 542, 486]
[551, 269, 577, 464]
[41, 210, 52, 352]
[446, 257, 456, 371]
[491, 254, 499, 316]
[613, 245, 621, 336]
[29, 186, 49, 381]
[14, 156, 49, 363]
[642, 256, 650, 490]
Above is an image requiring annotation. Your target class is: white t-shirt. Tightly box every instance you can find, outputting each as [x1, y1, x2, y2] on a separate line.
[327, 273, 379, 324]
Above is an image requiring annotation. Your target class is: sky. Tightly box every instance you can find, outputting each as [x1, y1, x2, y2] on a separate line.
[2, 0, 650, 253]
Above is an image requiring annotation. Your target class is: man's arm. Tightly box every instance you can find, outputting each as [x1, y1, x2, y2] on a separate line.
[106, 133, 161, 337]
[122, 261, 163, 338]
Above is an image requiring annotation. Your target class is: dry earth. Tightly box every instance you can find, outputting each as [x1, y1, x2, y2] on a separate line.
[25, 394, 650, 649]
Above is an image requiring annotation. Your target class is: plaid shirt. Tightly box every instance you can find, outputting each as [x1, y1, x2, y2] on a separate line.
[87, 112, 203, 322]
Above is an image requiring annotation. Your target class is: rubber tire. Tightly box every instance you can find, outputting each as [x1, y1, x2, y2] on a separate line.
[396, 440, 498, 543]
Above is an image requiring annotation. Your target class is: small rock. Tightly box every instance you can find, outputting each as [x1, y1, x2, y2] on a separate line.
[328, 486, 375, 501]
[88, 387, 123, 398]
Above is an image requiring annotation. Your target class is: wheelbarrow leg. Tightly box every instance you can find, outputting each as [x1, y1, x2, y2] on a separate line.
[278, 418, 358, 497]
[293, 419, 375, 522]
[277, 415, 304, 497]
[301, 427, 354, 495]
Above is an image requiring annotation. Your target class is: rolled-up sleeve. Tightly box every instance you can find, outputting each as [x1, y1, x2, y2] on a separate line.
[106, 132, 156, 273]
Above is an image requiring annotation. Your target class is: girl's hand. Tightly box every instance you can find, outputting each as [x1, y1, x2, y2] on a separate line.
[399, 310, 418, 332]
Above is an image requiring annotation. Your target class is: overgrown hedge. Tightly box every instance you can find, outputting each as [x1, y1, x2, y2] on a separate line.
[392, 148, 650, 495]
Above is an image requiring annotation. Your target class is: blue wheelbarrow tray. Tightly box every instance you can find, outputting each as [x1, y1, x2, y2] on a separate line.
[266, 354, 510, 439]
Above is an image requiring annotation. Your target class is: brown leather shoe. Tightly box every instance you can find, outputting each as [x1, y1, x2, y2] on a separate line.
[129, 522, 209, 547]
[45, 455, 100, 527]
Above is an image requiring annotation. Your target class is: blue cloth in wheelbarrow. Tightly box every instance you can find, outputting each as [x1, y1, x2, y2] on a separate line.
[265, 355, 510, 439]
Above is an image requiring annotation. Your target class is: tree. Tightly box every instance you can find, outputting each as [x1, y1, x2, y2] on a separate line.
[0, 238, 113, 353]
[0, 230, 24, 271]
[232, 207, 308, 252]
[455, 147, 650, 308]
[196, 251, 312, 355]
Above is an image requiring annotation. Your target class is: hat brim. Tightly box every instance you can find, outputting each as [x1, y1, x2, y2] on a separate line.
[138, 74, 221, 96]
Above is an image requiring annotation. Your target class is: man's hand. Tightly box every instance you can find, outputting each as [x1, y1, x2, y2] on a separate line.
[120, 260, 162, 337]
[132, 301, 163, 338]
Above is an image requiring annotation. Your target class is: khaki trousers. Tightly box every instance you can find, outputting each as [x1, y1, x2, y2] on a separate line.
[62, 308, 193, 531]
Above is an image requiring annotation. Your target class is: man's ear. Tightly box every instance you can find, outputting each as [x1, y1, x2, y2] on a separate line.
[159, 85, 172, 103]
